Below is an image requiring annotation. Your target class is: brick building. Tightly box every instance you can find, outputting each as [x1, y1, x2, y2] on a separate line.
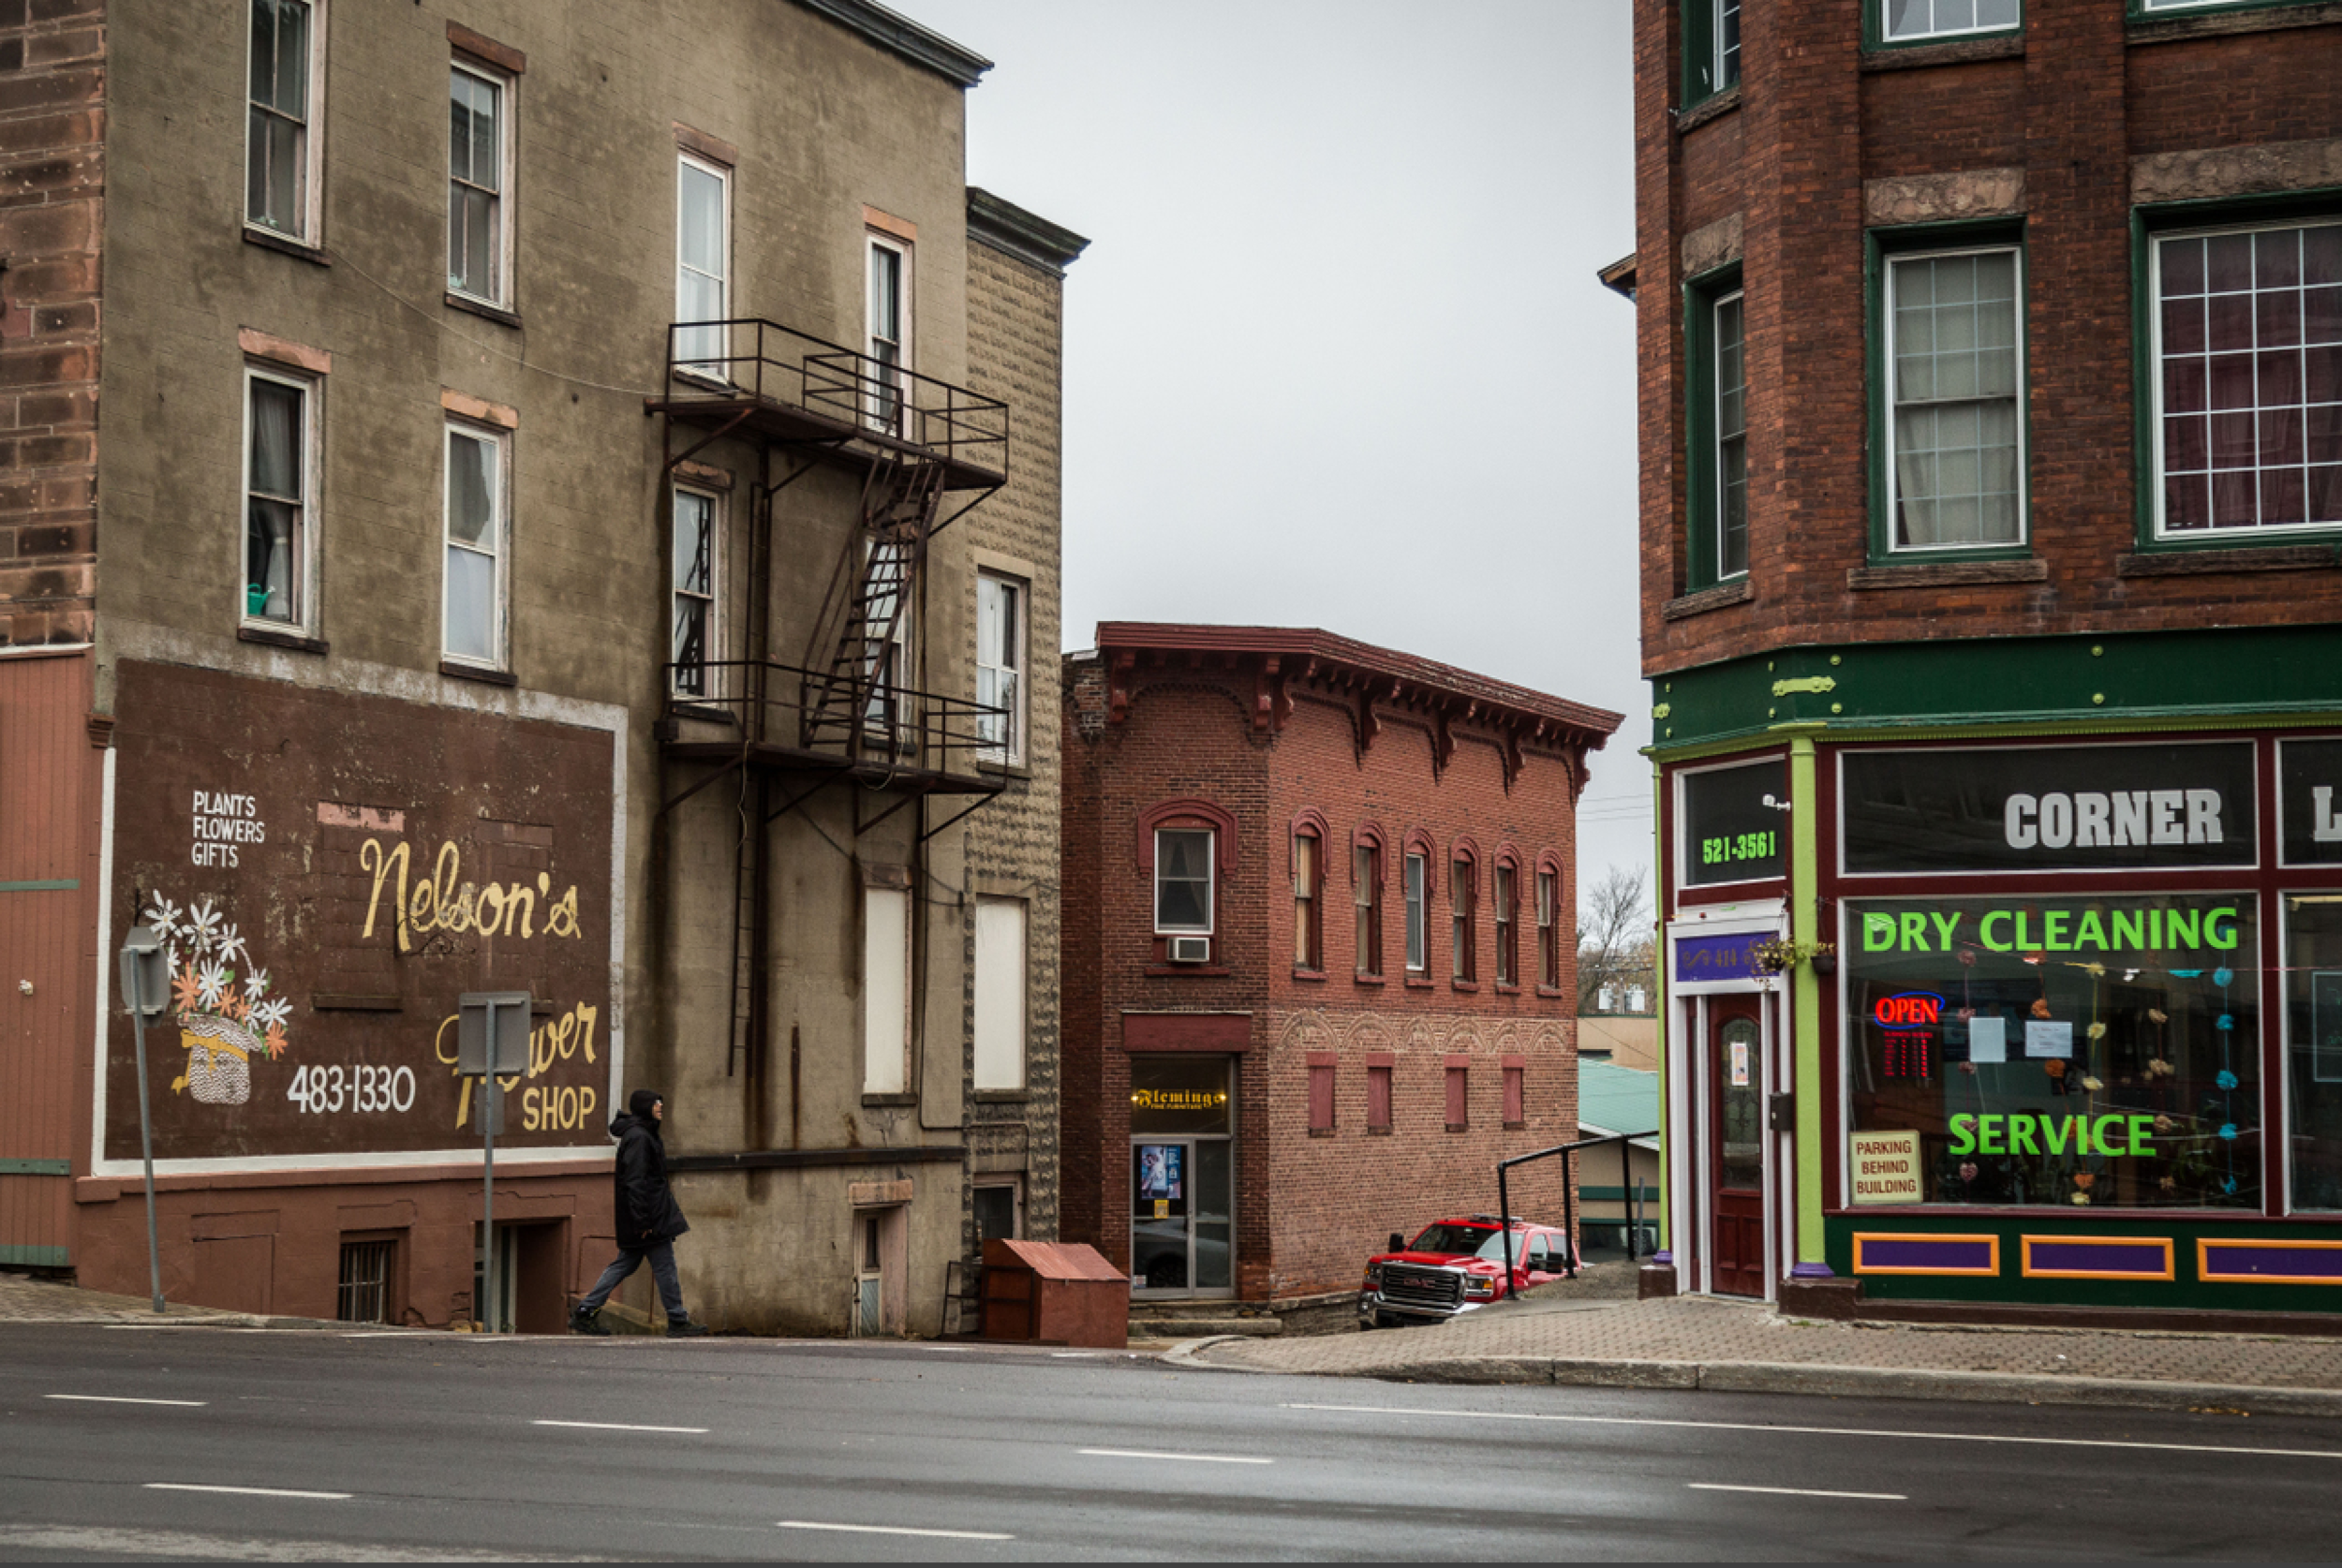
[0, 0, 1081, 1336]
[1060, 624, 1620, 1325]
[1626, 0, 2342, 1315]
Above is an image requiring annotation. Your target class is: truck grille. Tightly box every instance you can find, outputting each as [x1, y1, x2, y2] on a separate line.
[1380, 1264, 1461, 1309]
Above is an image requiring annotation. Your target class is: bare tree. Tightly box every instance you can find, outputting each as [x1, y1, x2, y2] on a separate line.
[1577, 864, 1654, 1013]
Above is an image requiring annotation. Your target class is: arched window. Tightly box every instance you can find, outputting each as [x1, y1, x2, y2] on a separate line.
[1534, 851, 1565, 993]
[1450, 836, 1482, 985]
[1493, 846, 1523, 989]
[1137, 799, 1237, 960]
[1290, 809, 1330, 972]
[1401, 828, 1436, 976]
[1352, 822, 1387, 980]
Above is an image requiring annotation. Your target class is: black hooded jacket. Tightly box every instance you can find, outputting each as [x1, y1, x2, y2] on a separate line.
[610, 1089, 689, 1249]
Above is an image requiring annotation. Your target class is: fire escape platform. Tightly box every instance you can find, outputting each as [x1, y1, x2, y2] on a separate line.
[661, 735, 1005, 798]
[650, 390, 1006, 494]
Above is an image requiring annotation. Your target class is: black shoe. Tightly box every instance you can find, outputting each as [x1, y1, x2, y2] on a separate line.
[665, 1319, 710, 1338]
[570, 1307, 611, 1337]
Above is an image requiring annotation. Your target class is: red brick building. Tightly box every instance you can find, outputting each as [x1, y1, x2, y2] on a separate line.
[1060, 624, 1620, 1324]
[1627, 0, 2342, 1316]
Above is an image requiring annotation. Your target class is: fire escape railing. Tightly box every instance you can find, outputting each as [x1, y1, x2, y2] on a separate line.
[666, 658, 1008, 785]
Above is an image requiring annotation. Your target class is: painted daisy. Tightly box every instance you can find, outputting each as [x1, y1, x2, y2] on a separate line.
[185, 897, 222, 954]
[141, 896, 182, 944]
[244, 968, 270, 998]
[196, 958, 231, 1012]
[215, 924, 248, 969]
[248, 997, 291, 1034]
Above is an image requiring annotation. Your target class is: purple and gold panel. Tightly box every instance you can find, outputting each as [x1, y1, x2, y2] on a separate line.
[2198, 1239, 2342, 1285]
[1851, 1233, 2001, 1277]
[2020, 1235, 2175, 1281]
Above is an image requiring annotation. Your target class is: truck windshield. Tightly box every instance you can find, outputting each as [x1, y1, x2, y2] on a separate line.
[1406, 1224, 1511, 1259]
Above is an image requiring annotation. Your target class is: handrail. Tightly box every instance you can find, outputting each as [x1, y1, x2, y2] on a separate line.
[665, 658, 1009, 783]
[663, 318, 1009, 478]
[1495, 1130, 1658, 1285]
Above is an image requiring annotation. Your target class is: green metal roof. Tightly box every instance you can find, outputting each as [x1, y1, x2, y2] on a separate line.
[1579, 1058, 1660, 1143]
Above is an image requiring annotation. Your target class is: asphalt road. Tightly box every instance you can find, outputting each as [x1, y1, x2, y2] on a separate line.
[0, 1324, 2334, 1561]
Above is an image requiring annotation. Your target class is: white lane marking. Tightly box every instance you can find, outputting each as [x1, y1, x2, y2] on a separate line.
[1283, 1402, 2342, 1463]
[1079, 1447, 1273, 1465]
[778, 1521, 1013, 1541]
[1049, 1352, 1100, 1358]
[47, 1395, 208, 1408]
[1690, 1483, 1905, 1501]
[531, 1418, 709, 1435]
[146, 1484, 351, 1501]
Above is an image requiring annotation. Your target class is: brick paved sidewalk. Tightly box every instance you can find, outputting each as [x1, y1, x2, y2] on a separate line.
[1190, 1293, 2342, 1414]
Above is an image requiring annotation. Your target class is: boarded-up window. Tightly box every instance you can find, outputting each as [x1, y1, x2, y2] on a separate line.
[1504, 1058, 1525, 1126]
[973, 896, 1026, 1090]
[1445, 1057, 1469, 1130]
[1367, 1061, 1393, 1132]
[863, 885, 909, 1095]
[1307, 1052, 1336, 1132]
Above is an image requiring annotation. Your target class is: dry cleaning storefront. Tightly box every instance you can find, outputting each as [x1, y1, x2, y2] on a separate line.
[1655, 690, 2342, 1315]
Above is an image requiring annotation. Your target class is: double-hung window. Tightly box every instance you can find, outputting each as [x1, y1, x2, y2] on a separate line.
[867, 234, 912, 435]
[1155, 829, 1214, 937]
[675, 155, 729, 377]
[442, 423, 508, 669]
[1354, 842, 1381, 978]
[1451, 855, 1477, 984]
[246, 0, 321, 242]
[671, 487, 718, 698]
[448, 62, 511, 307]
[244, 367, 314, 629]
[1683, 0, 1741, 104]
[1535, 867, 1560, 990]
[1403, 851, 1428, 973]
[1714, 289, 1748, 577]
[976, 572, 1024, 764]
[1293, 830, 1321, 970]
[1884, 244, 2026, 552]
[1688, 272, 1747, 588]
[1493, 862, 1517, 987]
[1877, 0, 2021, 45]
[2151, 219, 2342, 537]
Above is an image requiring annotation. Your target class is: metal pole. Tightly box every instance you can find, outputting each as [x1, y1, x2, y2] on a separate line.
[126, 981, 163, 1315]
[482, 1012, 498, 1335]
[1563, 1154, 1578, 1279]
[1498, 1162, 1514, 1294]
[1621, 1136, 1636, 1263]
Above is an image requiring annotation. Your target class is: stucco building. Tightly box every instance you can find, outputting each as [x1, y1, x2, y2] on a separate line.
[1627, 0, 2342, 1318]
[1060, 624, 1620, 1328]
[0, 0, 1081, 1335]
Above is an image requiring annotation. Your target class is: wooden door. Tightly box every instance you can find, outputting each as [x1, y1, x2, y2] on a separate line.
[1709, 999, 1766, 1297]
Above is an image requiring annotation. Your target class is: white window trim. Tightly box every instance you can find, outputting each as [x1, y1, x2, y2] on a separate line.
[670, 484, 721, 700]
[1713, 0, 1740, 92]
[440, 420, 511, 671]
[244, 0, 327, 244]
[239, 362, 319, 635]
[867, 230, 913, 430]
[862, 883, 912, 1097]
[447, 57, 515, 309]
[971, 1176, 1024, 1240]
[1880, 0, 2021, 44]
[1713, 286, 1749, 581]
[1883, 242, 2029, 555]
[2148, 215, 2342, 542]
[674, 152, 731, 384]
[1404, 850, 1428, 973]
[1154, 827, 1215, 937]
[976, 570, 1026, 766]
[972, 895, 1028, 1092]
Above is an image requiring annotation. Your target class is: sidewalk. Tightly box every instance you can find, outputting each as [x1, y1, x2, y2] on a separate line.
[1178, 1287, 2342, 1418]
[0, 1269, 325, 1328]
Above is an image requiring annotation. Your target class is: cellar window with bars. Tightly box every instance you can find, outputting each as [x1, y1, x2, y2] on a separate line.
[337, 1238, 393, 1324]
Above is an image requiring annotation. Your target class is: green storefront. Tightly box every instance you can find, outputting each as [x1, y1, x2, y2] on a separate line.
[1652, 624, 2342, 1313]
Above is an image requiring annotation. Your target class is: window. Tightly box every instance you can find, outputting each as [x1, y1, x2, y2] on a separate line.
[2285, 896, 2342, 1210]
[1878, 0, 2020, 44]
[675, 154, 729, 377]
[1536, 867, 1560, 990]
[246, 0, 319, 241]
[1714, 291, 1748, 576]
[973, 896, 1026, 1092]
[1884, 245, 2026, 552]
[442, 423, 507, 668]
[862, 884, 910, 1096]
[1687, 272, 1746, 588]
[972, 1179, 1021, 1246]
[1308, 1055, 1335, 1133]
[1404, 851, 1428, 972]
[1494, 862, 1518, 987]
[243, 367, 313, 630]
[447, 62, 511, 306]
[1367, 1060, 1393, 1132]
[1504, 1059, 1525, 1128]
[860, 535, 911, 740]
[2150, 220, 2342, 538]
[1293, 829, 1321, 970]
[1451, 854, 1477, 984]
[1445, 1058, 1469, 1131]
[1155, 828, 1214, 935]
[335, 1236, 393, 1324]
[976, 572, 1024, 764]
[671, 487, 717, 698]
[1354, 840, 1382, 978]
[1682, 0, 1741, 104]
[867, 233, 911, 434]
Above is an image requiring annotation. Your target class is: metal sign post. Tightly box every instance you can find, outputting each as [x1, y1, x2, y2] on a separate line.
[457, 992, 530, 1333]
[116, 926, 170, 1314]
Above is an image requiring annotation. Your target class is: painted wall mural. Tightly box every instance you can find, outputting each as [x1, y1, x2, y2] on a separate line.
[106, 661, 616, 1165]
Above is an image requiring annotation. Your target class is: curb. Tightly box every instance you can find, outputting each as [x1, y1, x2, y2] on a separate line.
[1189, 1346, 2342, 1417]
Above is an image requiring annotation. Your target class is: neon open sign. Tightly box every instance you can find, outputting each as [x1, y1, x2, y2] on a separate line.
[1873, 991, 1945, 1028]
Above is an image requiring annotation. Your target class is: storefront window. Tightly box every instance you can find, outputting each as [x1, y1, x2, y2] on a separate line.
[2285, 896, 2342, 1210]
[1845, 895, 2260, 1210]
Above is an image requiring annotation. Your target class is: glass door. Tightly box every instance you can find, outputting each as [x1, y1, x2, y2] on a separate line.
[1132, 1139, 1193, 1290]
[1129, 1055, 1237, 1299]
[1709, 1000, 1766, 1297]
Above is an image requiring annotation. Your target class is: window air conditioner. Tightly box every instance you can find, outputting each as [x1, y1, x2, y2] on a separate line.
[1167, 936, 1210, 965]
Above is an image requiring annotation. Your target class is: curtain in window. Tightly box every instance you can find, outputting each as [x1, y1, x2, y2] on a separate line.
[247, 0, 308, 231]
[247, 379, 300, 622]
[1892, 251, 2021, 548]
[1157, 831, 1211, 930]
[445, 433, 497, 662]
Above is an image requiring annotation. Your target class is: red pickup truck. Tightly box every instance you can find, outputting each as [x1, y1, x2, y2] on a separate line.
[1357, 1216, 1576, 1328]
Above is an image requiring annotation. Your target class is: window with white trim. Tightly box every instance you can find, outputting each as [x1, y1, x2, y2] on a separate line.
[1536, 867, 1560, 989]
[862, 884, 910, 1097]
[973, 895, 1027, 1091]
[675, 154, 729, 377]
[246, 0, 322, 241]
[867, 233, 912, 434]
[1715, 288, 1748, 577]
[243, 365, 315, 630]
[442, 422, 508, 668]
[1886, 245, 2026, 551]
[1155, 828, 1214, 935]
[671, 486, 718, 698]
[1404, 851, 1428, 973]
[1354, 841, 1381, 978]
[2151, 219, 2342, 537]
[447, 61, 511, 306]
[1880, 0, 2020, 43]
[976, 571, 1024, 764]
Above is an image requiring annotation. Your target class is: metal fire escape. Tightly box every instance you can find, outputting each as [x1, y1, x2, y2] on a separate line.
[648, 318, 1010, 1084]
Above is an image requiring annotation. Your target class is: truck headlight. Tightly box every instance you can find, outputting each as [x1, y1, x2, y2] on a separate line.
[1463, 1276, 1496, 1298]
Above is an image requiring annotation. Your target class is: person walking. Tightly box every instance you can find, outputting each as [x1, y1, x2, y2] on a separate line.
[571, 1089, 709, 1337]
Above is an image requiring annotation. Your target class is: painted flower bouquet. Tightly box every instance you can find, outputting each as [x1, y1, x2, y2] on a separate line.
[139, 895, 289, 1106]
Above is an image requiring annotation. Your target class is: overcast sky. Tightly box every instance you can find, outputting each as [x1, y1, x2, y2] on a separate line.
[900, 0, 1653, 889]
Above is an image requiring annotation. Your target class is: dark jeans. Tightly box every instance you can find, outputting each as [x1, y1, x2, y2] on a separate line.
[578, 1238, 688, 1324]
